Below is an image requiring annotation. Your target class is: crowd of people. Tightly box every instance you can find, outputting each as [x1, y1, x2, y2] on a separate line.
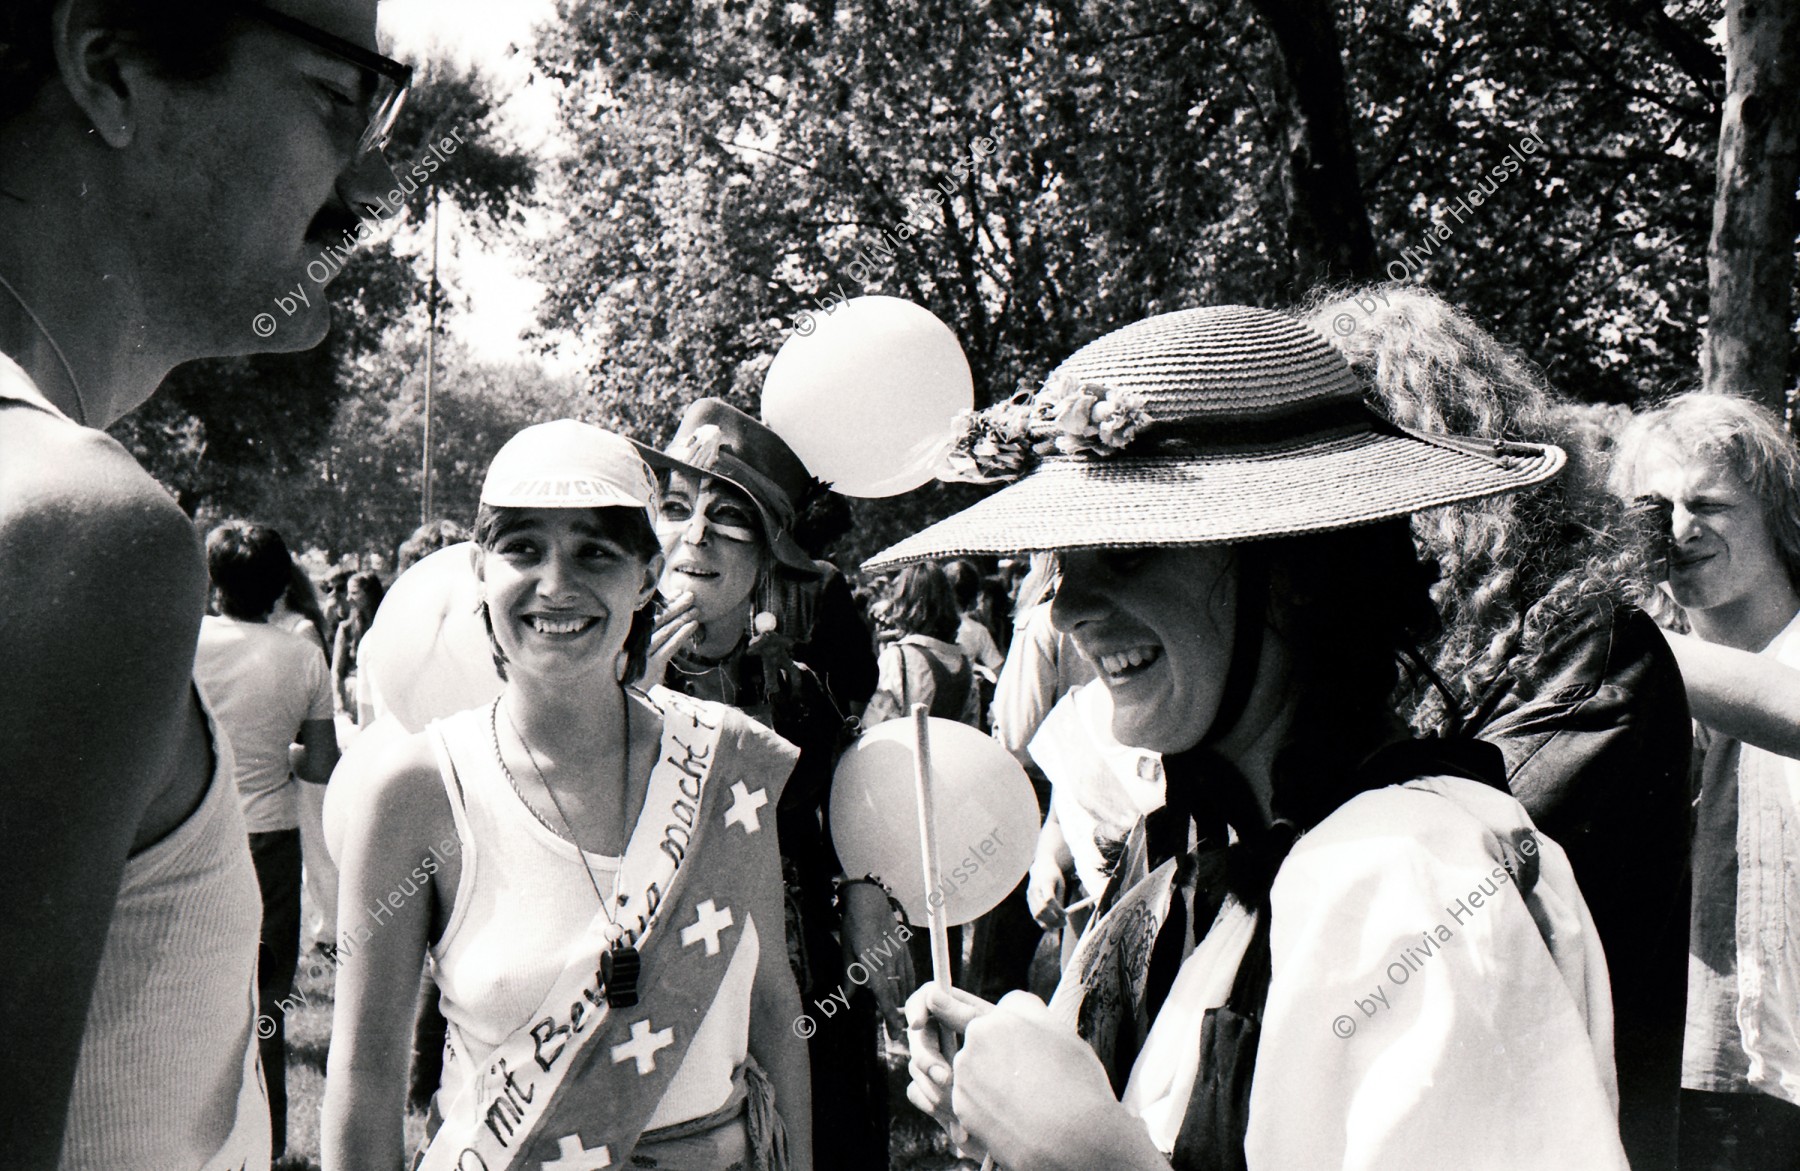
[6, 5, 1800, 1171]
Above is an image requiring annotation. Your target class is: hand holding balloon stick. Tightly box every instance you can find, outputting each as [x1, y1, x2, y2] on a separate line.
[830, 714, 1036, 1169]
[770, 294, 1000, 1167]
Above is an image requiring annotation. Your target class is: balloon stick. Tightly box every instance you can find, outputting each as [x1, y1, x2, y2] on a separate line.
[909, 705, 999, 1171]
[910, 704, 954, 985]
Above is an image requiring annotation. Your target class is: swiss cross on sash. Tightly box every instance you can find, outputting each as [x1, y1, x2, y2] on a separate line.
[418, 689, 776, 1171]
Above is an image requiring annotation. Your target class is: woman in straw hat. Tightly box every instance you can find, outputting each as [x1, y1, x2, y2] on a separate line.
[634, 398, 894, 1171]
[322, 421, 811, 1171]
[890, 306, 1628, 1170]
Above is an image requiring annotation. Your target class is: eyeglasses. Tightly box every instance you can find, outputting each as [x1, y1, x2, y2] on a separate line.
[234, 2, 413, 155]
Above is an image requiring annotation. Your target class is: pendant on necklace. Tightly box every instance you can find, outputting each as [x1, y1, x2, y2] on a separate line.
[602, 938, 641, 1008]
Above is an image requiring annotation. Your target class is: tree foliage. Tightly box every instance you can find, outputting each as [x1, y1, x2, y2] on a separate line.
[270, 337, 590, 559]
[112, 3, 1795, 572]
[1342, 0, 1731, 400]
[532, 0, 1762, 570]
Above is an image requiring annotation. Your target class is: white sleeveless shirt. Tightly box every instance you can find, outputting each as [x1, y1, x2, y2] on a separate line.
[427, 702, 755, 1131]
[1, 352, 269, 1170]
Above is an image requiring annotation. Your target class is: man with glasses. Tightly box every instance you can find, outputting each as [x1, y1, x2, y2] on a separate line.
[0, 2, 407, 1167]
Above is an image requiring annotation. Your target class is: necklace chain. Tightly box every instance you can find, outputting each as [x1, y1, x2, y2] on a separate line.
[488, 701, 568, 837]
[669, 651, 738, 706]
[0, 268, 89, 427]
[490, 696, 632, 918]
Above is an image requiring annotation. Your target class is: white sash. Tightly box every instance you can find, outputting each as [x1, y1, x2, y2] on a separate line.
[420, 689, 750, 1171]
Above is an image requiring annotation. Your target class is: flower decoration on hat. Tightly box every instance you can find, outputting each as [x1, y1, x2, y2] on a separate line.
[941, 372, 1151, 484]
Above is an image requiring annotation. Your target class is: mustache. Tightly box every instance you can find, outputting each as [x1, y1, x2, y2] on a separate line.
[305, 200, 365, 245]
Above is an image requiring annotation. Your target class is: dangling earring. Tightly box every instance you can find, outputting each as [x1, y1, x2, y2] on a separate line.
[748, 571, 779, 639]
[476, 597, 509, 681]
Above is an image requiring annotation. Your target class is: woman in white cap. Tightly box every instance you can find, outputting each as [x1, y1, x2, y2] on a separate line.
[322, 420, 812, 1171]
[892, 307, 1629, 1170]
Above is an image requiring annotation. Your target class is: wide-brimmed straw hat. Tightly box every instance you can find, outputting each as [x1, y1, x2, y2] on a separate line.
[634, 398, 823, 576]
[863, 305, 1565, 571]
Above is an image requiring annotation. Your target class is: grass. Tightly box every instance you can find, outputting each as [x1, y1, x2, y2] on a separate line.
[271, 942, 977, 1171]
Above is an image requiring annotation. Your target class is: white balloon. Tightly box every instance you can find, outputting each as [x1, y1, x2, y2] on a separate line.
[829, 716, 1040, 926]
[356, 542, 503, 734]
[762, 296, 973, 497]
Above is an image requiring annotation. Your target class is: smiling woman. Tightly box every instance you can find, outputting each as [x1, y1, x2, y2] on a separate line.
[876, 305, 1633, 1171]
[633, 397, 893, 1169]
[321, 420, 814, 1171]
[472, 504, 661, 686]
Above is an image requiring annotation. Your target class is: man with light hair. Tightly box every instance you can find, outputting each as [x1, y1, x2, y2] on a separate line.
[1613, 391, 1800, 1165]
[0, 2, 403, 1166]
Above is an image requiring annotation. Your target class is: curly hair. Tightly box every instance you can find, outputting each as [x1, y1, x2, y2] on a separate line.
[1610, 391, 1800, 627]
[1303, 284, 1663, 734]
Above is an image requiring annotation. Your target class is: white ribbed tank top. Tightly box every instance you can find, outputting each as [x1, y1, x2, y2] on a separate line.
[2, 352, 268, 1170]
[427, 703, 754, 1131]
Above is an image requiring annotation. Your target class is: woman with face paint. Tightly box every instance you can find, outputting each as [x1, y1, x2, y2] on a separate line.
[634, 399, 893, 1171]
[886, 307, 1631, 1171]
[322, 421, 811, 1171]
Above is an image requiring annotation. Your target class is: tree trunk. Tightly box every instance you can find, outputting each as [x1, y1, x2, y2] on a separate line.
[1245, 0, 1379, 291]
[1702, 0, 1800, 417]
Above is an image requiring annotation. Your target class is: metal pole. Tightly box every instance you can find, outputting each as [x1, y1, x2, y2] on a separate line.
[422, 184, 441, 524]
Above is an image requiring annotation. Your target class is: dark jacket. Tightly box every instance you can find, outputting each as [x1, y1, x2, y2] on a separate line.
[1469, 605, 1691, 1171]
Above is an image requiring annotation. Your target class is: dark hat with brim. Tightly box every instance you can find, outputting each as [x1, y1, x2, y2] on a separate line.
[635, 398, 824, 576]
[863, 305, 1565, 571]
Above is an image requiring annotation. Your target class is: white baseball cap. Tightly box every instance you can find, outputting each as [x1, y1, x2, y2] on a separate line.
[480, 420, 657, 510]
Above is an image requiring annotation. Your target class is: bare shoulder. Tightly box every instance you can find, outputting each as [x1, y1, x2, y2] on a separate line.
[338, 729, 457, 850]
[1, 417, 206, 768]
[0, 418, 202, 614]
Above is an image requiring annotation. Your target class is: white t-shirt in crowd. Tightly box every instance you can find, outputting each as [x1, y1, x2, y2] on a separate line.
[194, 614, 334, 833]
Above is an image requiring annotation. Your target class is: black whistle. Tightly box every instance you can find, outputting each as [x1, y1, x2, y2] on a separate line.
[603, 942, 641, 1008]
